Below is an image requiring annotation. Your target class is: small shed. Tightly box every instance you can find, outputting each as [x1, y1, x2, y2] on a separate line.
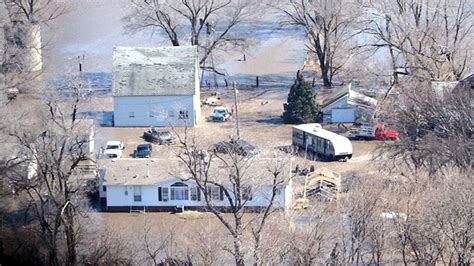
[320, 84, 377, 123]
[112, 46, 201, 127]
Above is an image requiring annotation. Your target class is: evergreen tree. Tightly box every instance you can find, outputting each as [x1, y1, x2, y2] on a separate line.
[282, 71, 320, 124]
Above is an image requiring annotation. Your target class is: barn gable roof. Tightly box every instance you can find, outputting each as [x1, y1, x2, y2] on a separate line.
[112, 46, 198, 97]
[320, 84, 377, 112]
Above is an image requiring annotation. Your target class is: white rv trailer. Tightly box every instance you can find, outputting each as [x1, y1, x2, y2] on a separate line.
[292, 124, 353, 161]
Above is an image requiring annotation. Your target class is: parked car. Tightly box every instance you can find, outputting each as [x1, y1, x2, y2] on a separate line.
[208, 106, 231, 122]
[203, 96, 220, 106]
[134, 144, 152, 158]
[104, 141, 124, 158]
[143, 128, 176, 145]
[213, 139, 260, 157]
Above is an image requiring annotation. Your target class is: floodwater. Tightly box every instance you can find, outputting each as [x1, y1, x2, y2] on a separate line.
[42, 0, 307, 86]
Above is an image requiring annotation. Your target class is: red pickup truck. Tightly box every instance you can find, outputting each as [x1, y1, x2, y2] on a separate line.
[350, 123, 399, 140]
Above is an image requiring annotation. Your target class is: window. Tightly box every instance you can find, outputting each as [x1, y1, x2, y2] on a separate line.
[170, 182, 189, 201]
[242, 186, 252, 201]
[106, 144, 120, 150]
[179, 110, 189, 119]
[129, 112, 135, 118]
[102, 186, 106, 192]
[168, 110, 175, 118]
[133, 186, 141, 202]
[293, 132, 303, 139]
[159, 187, 169, 201]
[207, 186, 221, 201]
[190, 187, 199, 201]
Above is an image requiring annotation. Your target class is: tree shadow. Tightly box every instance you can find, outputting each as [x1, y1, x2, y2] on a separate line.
[255, 117, 283, 125]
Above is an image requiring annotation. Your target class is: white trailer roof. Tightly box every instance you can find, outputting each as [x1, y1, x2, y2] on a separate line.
[293, 124, 352, 155]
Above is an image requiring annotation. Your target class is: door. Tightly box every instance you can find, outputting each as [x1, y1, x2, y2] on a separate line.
[332, 108, 355, 123]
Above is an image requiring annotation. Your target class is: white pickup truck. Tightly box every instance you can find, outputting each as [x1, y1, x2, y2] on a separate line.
[104, 141, 125, 158]
[203, 96, 220, 106]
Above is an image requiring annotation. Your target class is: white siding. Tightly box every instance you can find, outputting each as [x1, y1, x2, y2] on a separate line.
[322, 95, 350, 114]
[88, 126, 95, 157]
[113, 95, 197, 127]
[105, 178, 289, 209]
[331, 108, 356, 123]
[193, 94, 201, 125]
[322, 95, 359, 123]
[193, 59, 201, 123]
[98, 169, 106, 199]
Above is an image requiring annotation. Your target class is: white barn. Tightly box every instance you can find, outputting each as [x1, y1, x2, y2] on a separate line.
[99, 159, 294, 212]
[320, 84, 377, 123]
[112, 46, 201, 127]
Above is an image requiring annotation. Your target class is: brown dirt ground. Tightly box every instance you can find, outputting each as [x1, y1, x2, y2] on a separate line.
[92, 86, 383, 252]
[95, 88, 380, 175]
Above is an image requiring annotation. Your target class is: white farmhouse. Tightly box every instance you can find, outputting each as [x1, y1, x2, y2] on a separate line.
[99, 159, 293, 212]
[112, 46, 201, 127]
[320, 84, 377, 123]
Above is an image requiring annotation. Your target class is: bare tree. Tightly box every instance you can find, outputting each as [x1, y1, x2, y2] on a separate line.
[4, 0, 65, 23]
[278, 0, 360, 88]
[2, 0, 67, 95]
[334, 174, 385, 265]
[280, 206, 338, 265]
[143, 225, 168, 266]
[358, 0, 472, 90]
[427, 173, 473, 265]
[381, 169, 473, 265]
[79, 226, 134, 265]
[173, 128, 290, 265]
[123, 0, 257, 68]
[141, 221, 194, 266]
[184, 219, 227, 265]
[3, 76, 94, 265]
[376, 78, 472, 174]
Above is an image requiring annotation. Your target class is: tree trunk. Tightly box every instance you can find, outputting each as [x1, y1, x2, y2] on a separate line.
[233, 236, 245, 266]
[65, 209, 77, 265]
[191, 19, 198, 46]
[253, 234, 261, 266]
[233, 219, 245, 266]
[171, 38, 180, 46]
[64, 184, 77, 265]
[48, 243, 60, 266]
[313, 37, 332, 88]
[321, 65, 331, 88]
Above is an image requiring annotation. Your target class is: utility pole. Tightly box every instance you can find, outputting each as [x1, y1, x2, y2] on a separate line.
[233, 81, 240, 139]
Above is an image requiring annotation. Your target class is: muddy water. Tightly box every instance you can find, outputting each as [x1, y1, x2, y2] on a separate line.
[42, 1, 306, 80]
